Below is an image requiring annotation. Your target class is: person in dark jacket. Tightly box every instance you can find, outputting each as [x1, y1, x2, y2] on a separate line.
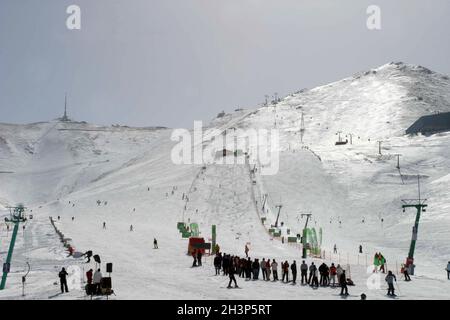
[227, 262, 239, 288]
[308, 262, 316, 284]
[339, 270, 348, 296]
[282, 261, 290, 283]
[261, 258, 267, 280]
[300, 261, 308, 285]
[222, 254, 229, 276]
[245, 258, 252, 280]
[319, 263, 326, 286]
[252, 259, 260, 280]
[385, 271, 397, 296]
[291, 260, 297, 284]
[214, 253, 222, 275]
[59, 267, 69, 293]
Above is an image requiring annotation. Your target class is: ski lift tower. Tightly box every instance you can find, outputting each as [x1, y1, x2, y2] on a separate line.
[274, 205, 283, 228]
[300, 212, 312, 258]
[401, 175, 427, 273]
[0, 205, 27, 290]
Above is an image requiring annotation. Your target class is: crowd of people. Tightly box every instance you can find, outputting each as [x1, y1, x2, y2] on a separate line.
[211, 251, 352, 296]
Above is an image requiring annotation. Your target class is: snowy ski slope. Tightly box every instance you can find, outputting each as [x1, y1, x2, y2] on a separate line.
[0, 62, 450, 299]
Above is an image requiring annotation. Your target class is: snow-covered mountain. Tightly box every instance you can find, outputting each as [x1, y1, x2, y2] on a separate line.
[1, 62, 450, 300]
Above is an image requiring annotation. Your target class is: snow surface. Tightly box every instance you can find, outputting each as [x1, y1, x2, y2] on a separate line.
[1, 62, 450, 300]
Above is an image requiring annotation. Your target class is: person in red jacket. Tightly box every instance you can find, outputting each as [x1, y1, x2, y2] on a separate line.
[86, 269, 93, 284]
[329, 263, 337, 286]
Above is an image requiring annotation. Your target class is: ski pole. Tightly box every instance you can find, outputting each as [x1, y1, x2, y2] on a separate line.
[395, 281, 402, 296]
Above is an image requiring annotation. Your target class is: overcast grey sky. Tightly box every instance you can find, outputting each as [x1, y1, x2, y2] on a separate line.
[0, 0, 449, 128]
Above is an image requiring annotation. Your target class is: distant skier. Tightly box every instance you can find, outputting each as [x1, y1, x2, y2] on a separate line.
[447, 261, 450, 280]
[359, 245, 363, 254]
[130, 225, 133, 231]
[103, 222, 106, 229]
[300, 260, 308, 285]
[153, 238, 158, 249]
[244, 244, 249, 258]
[333, 244, 337, 254]
[339, 270, 348, 296]
[58, 216, 60, 221]
[291, 260, 297, 284]
[72, 216, 74, 221]
[385, 271, 397, 296]
[58, 267, 69, 293]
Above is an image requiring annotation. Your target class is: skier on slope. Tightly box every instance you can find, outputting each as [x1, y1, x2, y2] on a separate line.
[385, 271, 397, 296]
[447, 261, 450, 280]
[153, 238, 158, 249]
[339, 270, 348, 296]
[359, 245, 363, 254]
[300, 260, 308, 285]
[59, 267, 69, 293]
[401, 264, 411, 281]
[244, 244, 249, 258]
[227, 260, 238, 288]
